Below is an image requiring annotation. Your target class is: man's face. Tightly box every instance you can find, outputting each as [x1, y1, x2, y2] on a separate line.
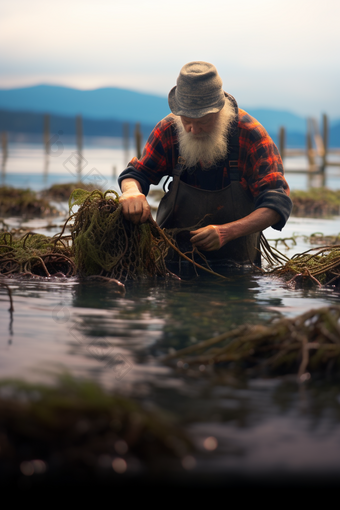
[180, 112, 220, 137]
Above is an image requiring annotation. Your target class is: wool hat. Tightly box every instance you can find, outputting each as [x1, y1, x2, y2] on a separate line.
[168, 61, 225, 118]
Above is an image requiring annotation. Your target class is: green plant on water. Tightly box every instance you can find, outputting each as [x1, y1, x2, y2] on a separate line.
[164, 305, 340, 379]
[290, 188, 340, 218]
[267, 232, 340, 249]
[0, 185, 59, 218]
[260, 235, 340, 287]
[0, 229, 74, 276]
[0, 373, 192, 470]
[41, 181, 103, 201]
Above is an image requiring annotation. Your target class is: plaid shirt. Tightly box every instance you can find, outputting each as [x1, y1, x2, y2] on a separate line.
[118, 109, 292, 229]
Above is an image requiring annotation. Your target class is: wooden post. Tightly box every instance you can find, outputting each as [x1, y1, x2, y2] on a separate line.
[76, 115, 83, 181]
[43, 113, 50, 182]
[123, 122, 130, 166]
[279, 126, 286, 161]
[135, 122, 142, 159]
[321, 113, 329, 183]
[1, 131, 8, 183]
[311, 117, 324, 158]
[306, 119, 315, 170]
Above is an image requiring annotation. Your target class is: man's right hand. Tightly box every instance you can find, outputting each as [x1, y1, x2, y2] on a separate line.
[119, 179, 151, 224]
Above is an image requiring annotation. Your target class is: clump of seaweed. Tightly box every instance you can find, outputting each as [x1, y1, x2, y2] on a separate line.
[259, 234, 340, 287]
[0, 186, 59, 218]
[0, 188, 227, 281]
[260, 235, 340, 288]
[290, 188, 340, 218]
[69, 189, 171, 281]
[164, 306, 340, 379]
[0, 230, 75, 277]
[0, 373, 192, 479]
[69, 188, 226, 281]
[41, 182, 102, 201]
[267, 232, 340, 249]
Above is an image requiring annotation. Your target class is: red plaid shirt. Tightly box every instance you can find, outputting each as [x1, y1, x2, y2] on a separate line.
[118, 109, 292, 229]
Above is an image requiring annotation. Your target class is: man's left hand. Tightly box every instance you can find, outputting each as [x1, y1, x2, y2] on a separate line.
[190, 225, 223, 251]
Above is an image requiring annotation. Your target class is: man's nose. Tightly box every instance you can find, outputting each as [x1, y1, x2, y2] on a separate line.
[190, 123, 201, 135]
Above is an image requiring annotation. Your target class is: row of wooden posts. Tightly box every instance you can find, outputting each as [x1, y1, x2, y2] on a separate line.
[1, 112, 339, 183]
[278, 113, 340, 185]
[1, 114, 143, 182]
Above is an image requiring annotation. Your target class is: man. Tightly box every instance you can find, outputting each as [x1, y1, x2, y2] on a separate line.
[118, 61, 292, 267]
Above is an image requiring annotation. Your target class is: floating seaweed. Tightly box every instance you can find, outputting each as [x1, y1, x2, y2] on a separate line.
[41, 181, 103, 201]
[0, 185, 59, 218]
[0, 373, 192, 479]
[261, 236, 340, 288]
[164, 305, 340, 379]
[267, 232, 340, 249]
[0, 230, 75, 277]
[290, 188, 340, 218]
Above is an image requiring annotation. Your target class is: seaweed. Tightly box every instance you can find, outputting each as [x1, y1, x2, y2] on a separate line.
[0, 373, 192, 477]
[0, 185, 59, 218]
[290, 188, 340, 218]
[0, 188, 226, 281]
[164, 306, 340, 379]
[41, 182, 103, 201]
[0, 229, 74, 277]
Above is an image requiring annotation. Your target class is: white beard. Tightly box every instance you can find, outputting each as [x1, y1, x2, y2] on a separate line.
[173, 98, 236, 169]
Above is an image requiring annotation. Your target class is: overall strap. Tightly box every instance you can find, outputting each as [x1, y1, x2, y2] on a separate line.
[225, 93, 240, 182]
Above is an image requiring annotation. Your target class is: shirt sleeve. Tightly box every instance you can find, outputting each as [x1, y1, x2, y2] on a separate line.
[240, 116, 292, 230]
[118, 116, 175, 196]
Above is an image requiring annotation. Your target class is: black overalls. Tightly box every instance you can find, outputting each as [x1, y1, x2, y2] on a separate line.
[156, 95, 261, 269]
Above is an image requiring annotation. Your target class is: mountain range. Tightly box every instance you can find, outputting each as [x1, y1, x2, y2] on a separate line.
[0, 84, 339, 146]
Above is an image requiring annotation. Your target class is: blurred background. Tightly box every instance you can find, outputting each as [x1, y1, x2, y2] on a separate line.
[0, 0, 340, 190]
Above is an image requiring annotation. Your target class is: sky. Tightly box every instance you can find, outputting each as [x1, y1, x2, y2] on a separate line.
[1, 0, 339, 119]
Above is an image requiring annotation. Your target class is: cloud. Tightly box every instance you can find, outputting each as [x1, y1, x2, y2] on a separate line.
[1, 0, 339, 117]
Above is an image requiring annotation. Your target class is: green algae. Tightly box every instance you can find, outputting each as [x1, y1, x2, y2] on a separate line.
[0, 185, 59, 218]
[291, 188, 340, 218]
[165, 305, 340, 379]
[0, 373, 192, 475]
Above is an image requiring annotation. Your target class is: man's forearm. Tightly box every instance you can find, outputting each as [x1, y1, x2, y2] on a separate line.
[219, 207, 281, 246]
[190, 207, 281, 251]
[120, 178, 144, 194]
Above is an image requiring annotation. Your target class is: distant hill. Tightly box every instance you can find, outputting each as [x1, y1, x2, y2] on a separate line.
[1, 108, 339, 149]
[1, 84, 338, 133]
[0, 85, 339, 147]
[0, 85, 170, 126]
[0, 109, 154, 141]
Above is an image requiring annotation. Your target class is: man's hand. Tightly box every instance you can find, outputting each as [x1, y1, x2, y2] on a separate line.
[190, 208, 282, 252]
[119, 179, 150, 224]
[190, 225, 223, 251]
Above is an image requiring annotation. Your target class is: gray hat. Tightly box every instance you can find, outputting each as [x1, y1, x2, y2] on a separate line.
[168, 61, 225, 119]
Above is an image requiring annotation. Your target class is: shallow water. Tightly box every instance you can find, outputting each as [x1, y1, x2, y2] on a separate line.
[1, 214, 340, 479]
[2, 144, 340, 480]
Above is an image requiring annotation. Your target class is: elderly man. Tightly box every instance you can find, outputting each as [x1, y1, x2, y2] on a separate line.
[118, 61, 292, 267]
